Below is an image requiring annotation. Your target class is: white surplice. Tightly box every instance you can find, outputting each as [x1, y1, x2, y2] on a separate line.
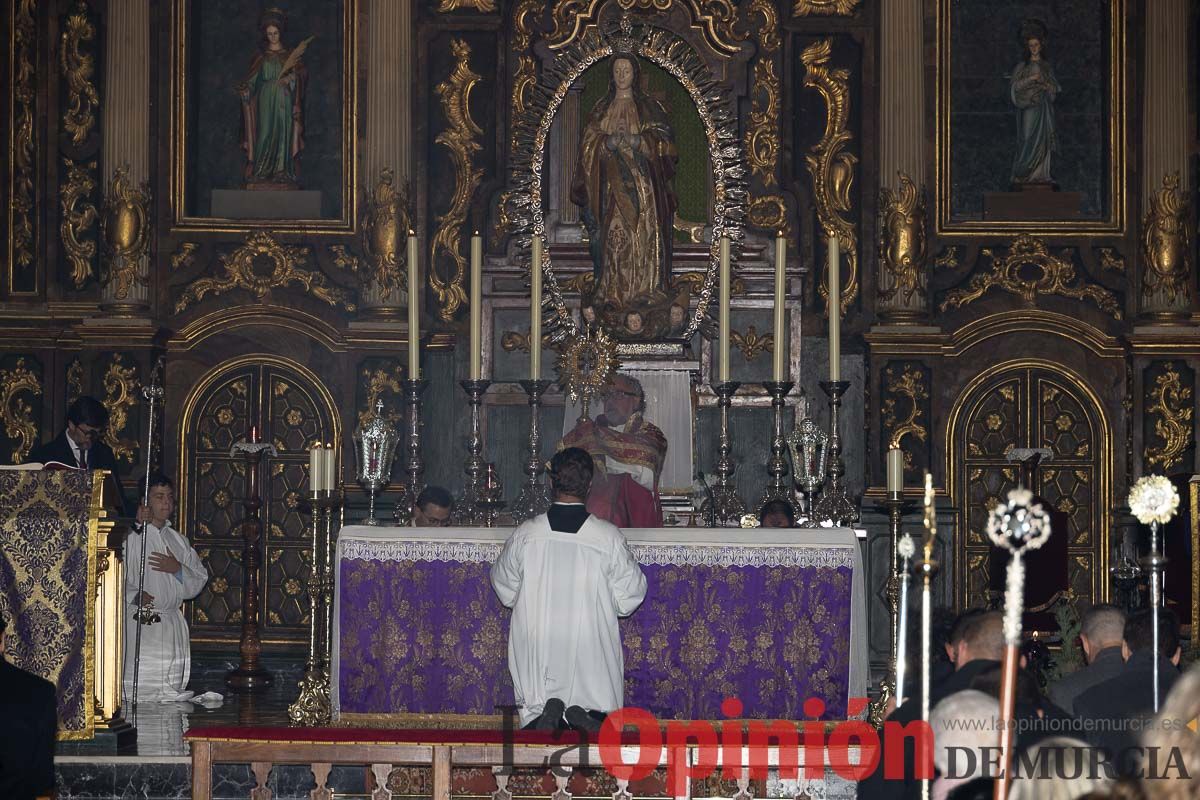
[122, 521, 208, 702]
[490, 512, 647, 726]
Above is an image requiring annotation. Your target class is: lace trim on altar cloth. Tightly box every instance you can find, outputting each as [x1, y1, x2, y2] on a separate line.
[339, 538, 853, 570]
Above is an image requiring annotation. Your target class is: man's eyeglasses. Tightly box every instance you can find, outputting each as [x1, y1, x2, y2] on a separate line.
[74, 424, 105, 439]
[607, 389, 639, 399]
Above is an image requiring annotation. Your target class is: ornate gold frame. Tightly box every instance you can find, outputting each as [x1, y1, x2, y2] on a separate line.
[935, 0, 1126, 235]
[168, 0, 359, 233]
[502, 18, 747, 344]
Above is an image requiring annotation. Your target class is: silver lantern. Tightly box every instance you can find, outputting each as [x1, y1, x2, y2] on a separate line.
[353, 399, 401, 525]
[786, 412, 828, 522]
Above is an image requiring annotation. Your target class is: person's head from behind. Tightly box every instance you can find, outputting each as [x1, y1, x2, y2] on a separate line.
[930, 690, 1000, 785]
[952, 611, 1004, 668]
[139, 472, 175, 526]
[1008, 737, 1111, 800]
[414, 485, 452, 527]
[67, 396, 109, 450]
[758, 499, 795, 528]
[1123, 607, 1180, 665]
[1079, 603, 1126, 663]
[549, 448, 594, 502]
[944, 609, 984, 665]
[1143, 663, 1200, 800]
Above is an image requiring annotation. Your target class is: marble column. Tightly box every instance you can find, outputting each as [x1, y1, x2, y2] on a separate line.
[1140, 0, 1193, 320]
[99, 0, 151, 316]
[361, 0, 414, 316]
[875, 0, 927, 322]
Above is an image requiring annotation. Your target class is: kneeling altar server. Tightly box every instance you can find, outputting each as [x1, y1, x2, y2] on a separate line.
[490, 447, 647, 732]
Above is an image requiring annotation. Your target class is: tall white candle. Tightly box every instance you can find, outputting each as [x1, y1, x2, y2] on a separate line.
[470, 232, 482, 381]
[323, 443, 337, 492]
[530, 235, 543, 380]
[887, 448, 904, 495]
[718, 235, 731, 383]
[309, 443, 323, 493]
[828, 235, 841, 382]
[407, 231, 420, 379]
[773, 231, 787, 382]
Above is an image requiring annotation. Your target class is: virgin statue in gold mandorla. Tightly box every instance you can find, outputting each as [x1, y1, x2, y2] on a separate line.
[571, 54, 679, 338]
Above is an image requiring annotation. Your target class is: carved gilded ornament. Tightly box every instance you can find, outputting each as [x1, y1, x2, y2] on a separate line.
[939, 234, 1122, 320]
[672, 270, 745, 296]
[102, 355, 140, 464]
[359, 365, 404, 429]
[882, 363, 928, 464]
[501, 329, 556, 354]
[170, 242, 200, 272]
[747, 60, 780, 186]
[730, 326, 773, 362]
[430, 40, 483, 322]
[802, 39, 858, 315]
[11, 0, 37, 275]
[934, 247, 960, 270]
[60, 0, 99, 146]
[877, 173, 927, 305]
[549, 0, 742, 54]
[0, 359, 42, 464]
[1140, 172, 1192, 306]
[66, 358, 84, 406]
[747, 196, 789, 237]
[343, 168, 412, 298]
[793, 0, 860, 16]
[1145, 367, 1193, 471]
[99, 167, 152, 300]
[745, 0, 780, 52]
[175, 232, 354, 312]
[1097, 248, 1125, 274]
[436, 0, 496, 10]
[60, 159, 99, 289]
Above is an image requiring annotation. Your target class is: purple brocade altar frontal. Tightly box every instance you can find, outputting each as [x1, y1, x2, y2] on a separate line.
[334, 533, 858, 721]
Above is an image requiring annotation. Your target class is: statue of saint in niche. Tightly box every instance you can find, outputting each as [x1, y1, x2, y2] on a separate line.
[1009, 19, 1059, 187]
[237, 8, 312, 190]
[571, 54, 679, 338]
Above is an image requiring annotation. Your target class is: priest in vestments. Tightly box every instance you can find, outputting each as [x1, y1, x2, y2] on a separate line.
[559, 374, 667, 527]
[490, 447, 647, 730]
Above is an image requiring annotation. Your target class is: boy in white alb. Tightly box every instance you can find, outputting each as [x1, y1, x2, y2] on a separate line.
[123, 473, 208, 703]
[490, 447, 647, 732]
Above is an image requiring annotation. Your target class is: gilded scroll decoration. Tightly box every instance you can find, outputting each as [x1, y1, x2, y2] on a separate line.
[881, 362, 929, 462]
[358, 168, 412, 298]
[747, 60, 780, 186]
[60, 159, 99, 289]
[170, 243, 200, 272]
[1140, 172, 1192, 307]
[175, 232, 354, 313]
[60, 0, 99, 146]
[0, 359, 42, 464]
[933, 247, 960, 270]
[99, 167, 152, 300]
[509, 0, 543, 155]
[436, 0, 496, 10]
[11, 0, 37, 279]
[1145, 366, 1193, 472]
[745, 0, 780, 52]
[877, 173, 927, 306]
[730, 326, 773, 362]
[802, 39, 858, 315]
[549, 0, 743, 55]
[359, 365, 404, 428]
[501, 329, 555, 354]
[793, 0, 860, 16]
[939, 234, 1121, 319]
[66, 358, 84, 406]
[430, 39, 483, 322]
[102, 355, 140, 464]
[1097, 248, 1125, 274]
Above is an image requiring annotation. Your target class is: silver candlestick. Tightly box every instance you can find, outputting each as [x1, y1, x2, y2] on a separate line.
[702, 381, 746, 525]
[452, 379, 491, 526]
[511, 379, 553, 523]
[353, 400, 401, 526]
[289, 490, 338, 726]
[811, 380, 859, 526]
[394, 378, 429, 524]
[758, 380, 797, 515]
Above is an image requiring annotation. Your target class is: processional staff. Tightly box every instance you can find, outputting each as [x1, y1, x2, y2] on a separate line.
[1127, 475, 1181, 714]
[129, 378, 165, 720]
[915, 473, 940, 800]
[985, 487, 1051, 800]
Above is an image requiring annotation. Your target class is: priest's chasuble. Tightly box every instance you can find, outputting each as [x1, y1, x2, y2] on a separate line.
[490, 511, 648, 726]
[122, 521, 209, 702]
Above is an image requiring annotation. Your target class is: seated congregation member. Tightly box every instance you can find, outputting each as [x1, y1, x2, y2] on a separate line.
[758, 499, 796, 528]
[857, 611, 1005, 800]
[1075, 607, 1181, 764]
[490, 447, 647, 733]
[1141, 662, 1200, 800]
[970, 664, 1073, 750]
[0, 611, 57, 800]
[123, 473, 209, 703]
[26, 395, 129, 515]
[1008, 737, 1112, 800]
[929, 690, 999, 800]
[1048, 603, 1126, 716]
[413, 485, 452, 527]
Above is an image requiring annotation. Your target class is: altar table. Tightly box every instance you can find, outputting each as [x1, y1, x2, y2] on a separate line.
[332, 525, 867, 723]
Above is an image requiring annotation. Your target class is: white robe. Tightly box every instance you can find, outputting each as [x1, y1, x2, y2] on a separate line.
[490, 512, 647, 726]
[122, 521, 208, 702]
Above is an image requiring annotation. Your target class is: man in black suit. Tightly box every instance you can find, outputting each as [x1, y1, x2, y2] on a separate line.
[1047, 603, 1126, 715]
[27, 395, 128, 515]
[0, 610, 58, 800]
[1074, 607, 1181, 768]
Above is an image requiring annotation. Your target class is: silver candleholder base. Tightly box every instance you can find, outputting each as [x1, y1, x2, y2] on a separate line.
[758, 380, 797, 515]
[701, 381, 746, 525]
[512, 379, 553, 523]
[289, 491, 340, 726]
[395, 379, 429, 523]
[453, 379, 491, 526]
[811, 380, 859, 526]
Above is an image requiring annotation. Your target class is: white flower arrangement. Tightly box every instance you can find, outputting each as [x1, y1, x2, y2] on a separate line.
[985, 487, 1051, 552]
[1128, 475, 1180, 526]
[739, 514, 761, 529]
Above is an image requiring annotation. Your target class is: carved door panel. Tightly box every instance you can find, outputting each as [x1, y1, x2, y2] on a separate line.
[183, 359, 336, 646]
[956, 366, 1107, 627]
